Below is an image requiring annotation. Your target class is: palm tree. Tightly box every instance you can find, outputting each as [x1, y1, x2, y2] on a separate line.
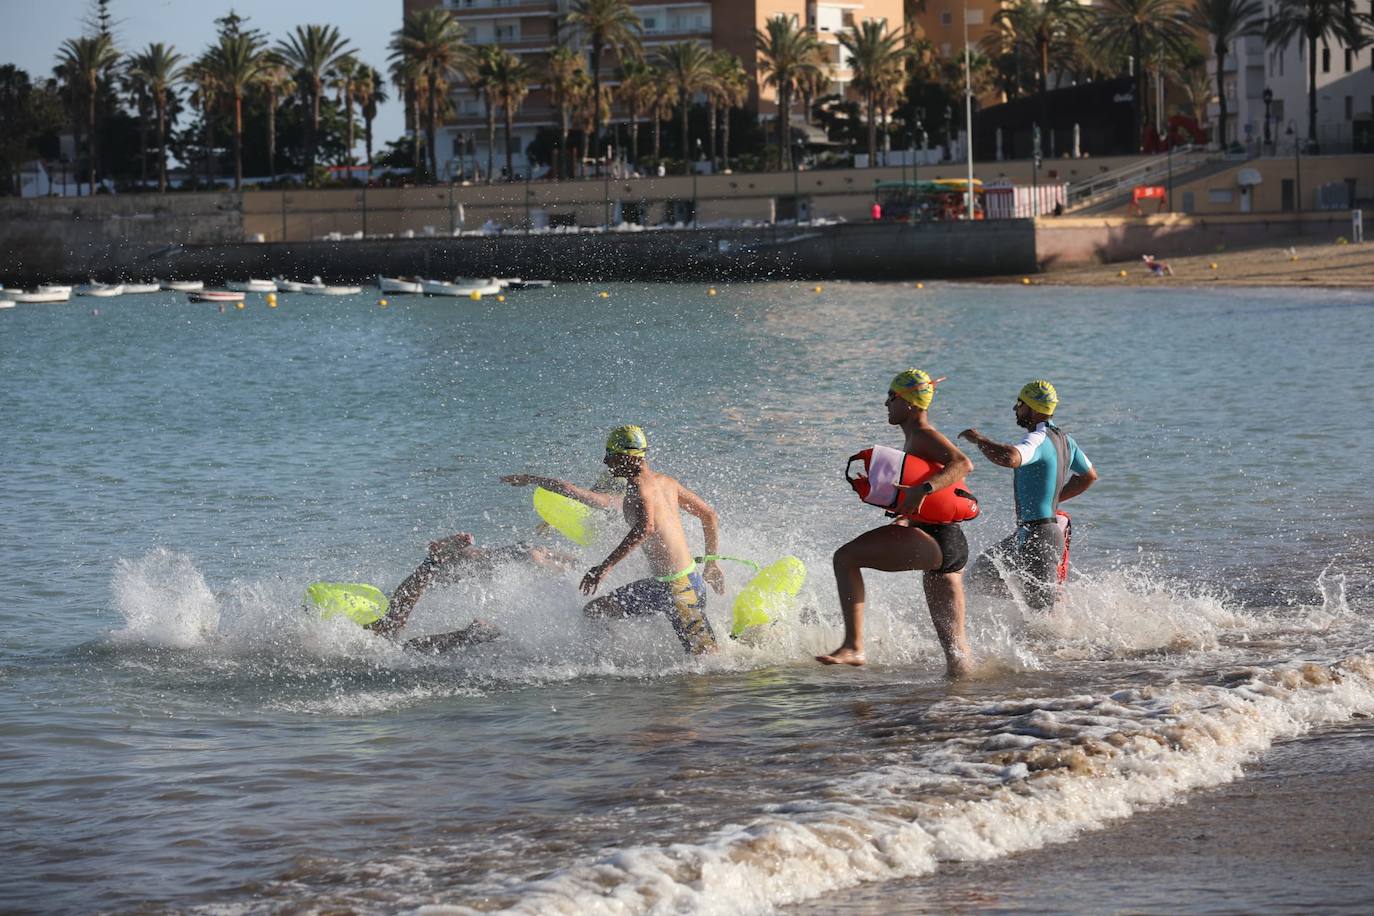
[840, 20, 907, 166]
[467, 46, 503, 181]
[563, 0, 642, 153]
[55, 33, 119, 193]
[183, 55, 219, 186]
[989, 0, 1086, 153]
[648, 76, 677, 163]
[127, 44, 183, 192]
[710, 53, 750, 172]
[388, 55, 423, 172]
[575, 73, 613, 174]
[390, 9, 467, 179]
[656, 42, 714, 172]
[276, 24, 352, 179]
[756, 15, 823, 170]
[331, 55, 359, 166]
[355, 64, 387, 169]
[617, 56, 654, 168]
[487, 49, 534, 179]
[1187, 0, 1263, 148]
[255, 56, 293, 183]
[206, 32, 266, 189]
[547, 45, 586, 178]
[1090, 0, 1195, 147]
[1265, 0, 1366, 146]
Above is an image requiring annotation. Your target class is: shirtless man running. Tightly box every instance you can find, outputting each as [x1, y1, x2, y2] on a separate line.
[817, 369, 975, 676]
[501, 425, 726, 654]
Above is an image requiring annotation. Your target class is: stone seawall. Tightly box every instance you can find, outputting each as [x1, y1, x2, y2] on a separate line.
[3, 221, 1037, 284]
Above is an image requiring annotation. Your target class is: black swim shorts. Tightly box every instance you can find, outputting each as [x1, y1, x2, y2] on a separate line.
[914, 523, 969, 574]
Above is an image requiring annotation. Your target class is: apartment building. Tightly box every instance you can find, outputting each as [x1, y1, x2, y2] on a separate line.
[402, 0, 904, 178]
[1205, 18, 1374, 163]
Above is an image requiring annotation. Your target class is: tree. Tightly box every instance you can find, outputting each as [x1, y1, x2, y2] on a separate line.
[988, 0, 1086, 153]
[182, 55, 219, 186]
[656, 42, 715, 174]
[709, 54, 750, 172]
[563, 0, 642, 154]
[126, 45, 182, 192]
[0, 66, 64, 195]
[330, 55, 359, 166]
[469, 46, 503, 181]
[487, 49, 534, 178]
[1090, 0, 1195, 147]
[276, 24, 352, 180]
[255, 55, 293, 182]
[617, 56, 654, 168]
[55, 33, 120, 193]
[206, 32, 266, 189]
[547, 45, 586, 178]
[1265, 0, 1367, 146]
[1186, 0, 1263, 147]
[390, 8, 467, 179]
[756, 15, 823, 170]
[354, 64, 386, 169]
[573, 69, 611, 174]
[840, 20, 907, 166]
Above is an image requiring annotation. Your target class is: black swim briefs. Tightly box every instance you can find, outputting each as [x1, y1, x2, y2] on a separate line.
[914, 523, 969, 574]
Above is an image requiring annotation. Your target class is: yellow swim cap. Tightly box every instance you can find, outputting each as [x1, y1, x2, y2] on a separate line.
[890, 369, 938, 409]
[605, 425, 648, 457]
[1018, 379, 1059, 416]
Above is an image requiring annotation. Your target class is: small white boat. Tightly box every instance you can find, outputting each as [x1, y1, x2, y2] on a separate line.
[0, 300, 15, 309]
[188, 290, 245, 303]
[507, 279, 553, 289]
[301, 284, 364, 296]
[378, 275, 424, 295]
[227, 279, 278, 293]
[76, 283, 125, 298]
[11, 289, 70, 303]
[38, 284, 73, 295]
[122, 281, 161, 294]
[423, 278, 503, 297]
[162, 280, 204, 292]
[274, 276, 324, 293]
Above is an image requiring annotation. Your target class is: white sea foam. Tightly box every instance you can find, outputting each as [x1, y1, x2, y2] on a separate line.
[443, 655, 1374, 916]
[111, 548, 219, 648]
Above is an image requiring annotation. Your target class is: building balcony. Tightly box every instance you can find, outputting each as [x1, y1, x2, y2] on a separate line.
[442, 0, 552, 14]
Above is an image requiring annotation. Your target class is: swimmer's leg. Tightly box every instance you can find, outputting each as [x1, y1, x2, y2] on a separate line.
[818, 524, 943, 667]
[584, 578, 661, 620]
[404, 619, 501, 653]
[966, 532, 1017, 599]
[923, 571, 972, 678]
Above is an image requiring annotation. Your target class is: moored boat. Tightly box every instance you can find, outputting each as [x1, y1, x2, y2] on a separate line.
[38, 284, 73, 295]
[76, 283, 125, 298]
[122, 281, 162, 294]
[301, 283, 364, 296]
[422, 278, 503, 297]
[10, 289, 70, 303]
[507, 279, 553, 289]
[275, 276, 325, 293]
[188, 290, 245, 303]
[0, 299, 14, 309]
[378, 275, 424, 294]
[227, 279, 278, 293]
[162, 279, 204, 292]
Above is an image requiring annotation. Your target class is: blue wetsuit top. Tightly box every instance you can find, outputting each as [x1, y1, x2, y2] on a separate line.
[1012, 422, 1092, 523]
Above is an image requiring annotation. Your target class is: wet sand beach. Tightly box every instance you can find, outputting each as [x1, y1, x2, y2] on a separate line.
[995, 240, 1374, 288]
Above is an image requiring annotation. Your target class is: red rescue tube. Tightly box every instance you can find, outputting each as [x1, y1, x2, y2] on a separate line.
[846, 445, 979, 525]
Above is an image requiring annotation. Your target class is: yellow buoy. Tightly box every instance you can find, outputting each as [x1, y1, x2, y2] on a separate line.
[378, 298, 388, 307]
[469, 290, 482, 301]
[1022, 277, 1032, 285]
[915, 282, 924, 289]
[268, 300, 278, 308]
[266, 293, 277, 306]
[1209, 262, 1218, 270]
[707, 287, 717, 296]
[496, 294, 505, 302]
[235, 301, 245, 310]
[1119, 269, 1128, 277]
[598, 290, 610, 298]
[813, 285, 823, 293]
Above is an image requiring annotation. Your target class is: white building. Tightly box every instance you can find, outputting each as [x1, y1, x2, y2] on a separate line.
[1207, 11, 1374, 152]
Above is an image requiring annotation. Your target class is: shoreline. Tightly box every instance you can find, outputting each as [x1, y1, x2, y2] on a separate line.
[987, 239, 1374, 288]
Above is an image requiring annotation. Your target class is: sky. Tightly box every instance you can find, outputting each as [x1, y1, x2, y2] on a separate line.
[0, 0, 405, 153]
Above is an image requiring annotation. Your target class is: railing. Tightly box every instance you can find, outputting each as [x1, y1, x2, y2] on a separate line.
[1066, 147, 1215, 210]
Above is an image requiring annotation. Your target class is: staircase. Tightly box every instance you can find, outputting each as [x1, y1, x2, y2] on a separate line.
[1065, 148, 1222, 214]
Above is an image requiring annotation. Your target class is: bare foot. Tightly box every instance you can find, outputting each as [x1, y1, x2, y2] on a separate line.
[816, 648, 866, 666]
[944, 657, 974, 679]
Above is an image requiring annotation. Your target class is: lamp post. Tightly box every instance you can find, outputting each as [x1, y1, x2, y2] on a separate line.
[693, 138, 702, 227]
[1287, 121, 1301, 211]
[1031, 123, 1041, 218]
[1262, 88, 1273, 153]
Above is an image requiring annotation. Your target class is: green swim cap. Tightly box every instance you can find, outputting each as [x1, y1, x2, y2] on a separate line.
[605, 425, 648, 457]
[891, 368, 937, 409]
[1018, 379, 1058, 416]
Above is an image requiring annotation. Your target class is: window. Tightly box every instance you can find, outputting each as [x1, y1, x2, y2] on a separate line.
[941, 11, 952, 25]
[1322, 47, 1330, 73]
[1208, 188, 1234, 203]
[642, 15, 657, 31]
[1346, 49, 1354, 71]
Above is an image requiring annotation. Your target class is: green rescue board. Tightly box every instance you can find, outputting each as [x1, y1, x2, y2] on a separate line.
[729, 555, 807, 639]
[306, 582, 389, 626]
[533, 486, 600, 546]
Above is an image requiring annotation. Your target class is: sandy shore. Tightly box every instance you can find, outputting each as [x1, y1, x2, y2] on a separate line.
[997, 240, 1374, 288]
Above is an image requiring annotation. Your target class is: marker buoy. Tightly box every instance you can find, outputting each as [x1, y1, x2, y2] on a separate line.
[266, 293, 277, 306]
[915, 282, 924, 289]
[707, 288, 717, 296]
[1209, 262, 1218, 270]
[235, 301, 245, 310]
[1119, 269, 1128, 277]
[598, 291, 610, 298]
[813, 285, 823, 293]
[496, 294, 505, 302]
[1022, 277, 1032, 285]
[378, 298, 388, 307]
[469, 290, 481, 301]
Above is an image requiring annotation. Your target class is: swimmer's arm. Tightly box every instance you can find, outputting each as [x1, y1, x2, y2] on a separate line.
[371, 557, 441, 638]
[898, 432, 973, 515]
[583, 513, 650, 594]
[957, 428, 1021, 468]
[676, 485, 721, 558]
[500, 474, 622, 510]
[1059, 465, 1098, 502]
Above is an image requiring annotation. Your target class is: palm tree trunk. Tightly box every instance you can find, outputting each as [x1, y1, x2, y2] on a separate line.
[779, 86, 791, 171]
[653, 114, 661, 160]
[1039, 40, 1050, 155]
[87, 87, 97, 192]
[268, 91, 278, 182]
[137, 108, 148, 189]
[365, 116, 374, 168]
[157, 96, 168, 193]
[427, 75, 439, 178]
[1215, 47, 1227, 148]
[630, 106, 639, 167]
[410, 89, 422, 171]
[680, 99, 690, 174]
[722, 107, 731, 171]
[233, 92, 244, 190]
[345, 86, 355, 166]
[310, 81, 321, 178]
[867, 92, 877, 166]
[590, 41, 604, 150]
[486, 98, 496, 183]
[504, 103, 515, 179]
[708, 100, 717, 170]
[204, 99, 214, 186]
[560, 111, 570, 179]
[1306, 35, 1317, 144]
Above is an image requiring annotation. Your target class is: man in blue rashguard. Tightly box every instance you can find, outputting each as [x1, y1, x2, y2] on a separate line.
[958, 380, 1098, 609]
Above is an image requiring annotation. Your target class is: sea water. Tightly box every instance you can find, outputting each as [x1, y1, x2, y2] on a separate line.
[2, 282, 1372, 913]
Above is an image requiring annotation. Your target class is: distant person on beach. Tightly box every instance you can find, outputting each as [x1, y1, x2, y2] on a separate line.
[1143, 255, 1173, 277]
[959, 380, 1097, 610]
[501, 425, 726, 655]
[817, 369, 976, 676]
